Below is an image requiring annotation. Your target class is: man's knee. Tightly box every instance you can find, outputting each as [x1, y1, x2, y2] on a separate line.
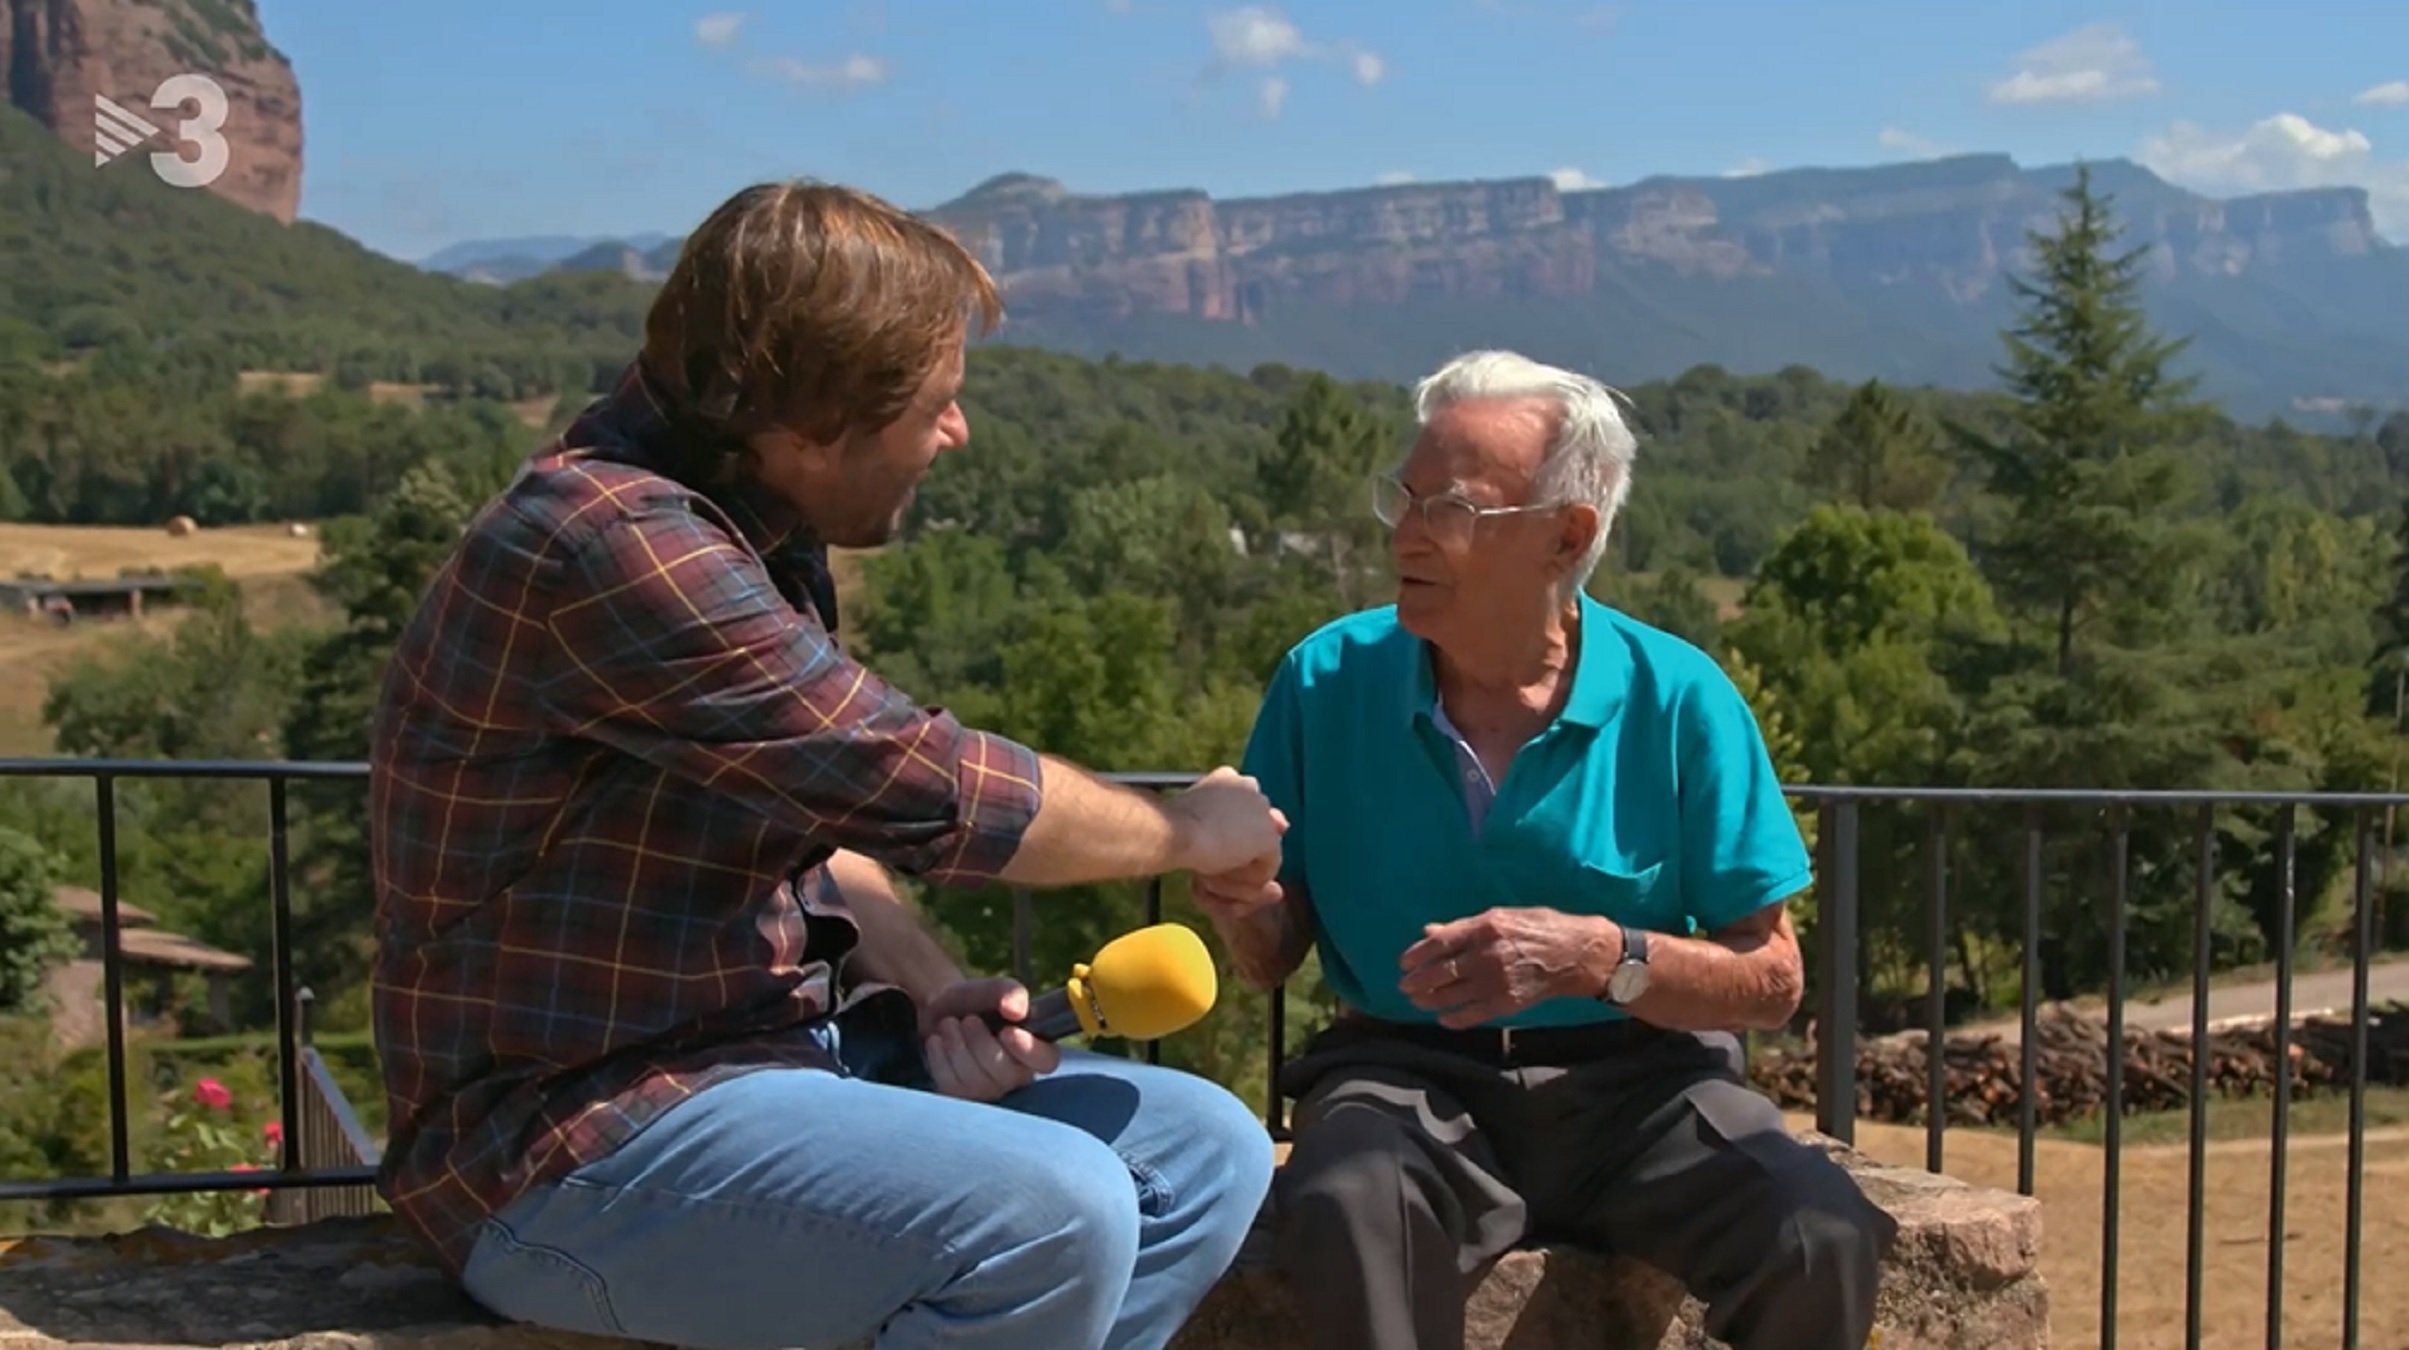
[1278, 1103, 1434, 1237]
[978, 1127, 1145, 1281]
[1726, 1151, 1894, 1320]
[1145, 1064, 1278, 1205]
[1774, 1157, 1895, 1278]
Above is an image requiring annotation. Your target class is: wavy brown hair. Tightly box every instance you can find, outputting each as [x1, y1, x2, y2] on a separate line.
[641, 180, 1001, 456]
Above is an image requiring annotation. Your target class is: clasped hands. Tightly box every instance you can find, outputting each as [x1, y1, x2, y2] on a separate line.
[920, 765, 1290, 1104]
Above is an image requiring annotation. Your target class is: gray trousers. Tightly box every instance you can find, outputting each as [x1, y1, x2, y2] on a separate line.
[1268, 1015, 1896, 1350]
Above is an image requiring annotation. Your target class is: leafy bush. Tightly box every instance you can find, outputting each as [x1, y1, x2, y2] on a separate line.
[0, 829, 77, 1014]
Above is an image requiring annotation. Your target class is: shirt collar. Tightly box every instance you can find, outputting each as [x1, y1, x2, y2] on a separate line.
[1407, 591, 1628, 731]
[576, 361, 839, 629]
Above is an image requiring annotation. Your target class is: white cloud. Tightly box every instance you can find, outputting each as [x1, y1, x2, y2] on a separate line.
[1208, 6, 1308, 66]
[700, 11, 886, 95]
[1878, 126, 1941, 155]
[1257, 76, 1289, 119]
[1376, 170, 1417, 185]
[1724, 157, 1771, 178]
[1549, 167, 1606, 191]
[2356, 81, 2409, 108]
[1202, 6, 1382, 116]
[1987, 22, 2160, 105]
[2139, 112, 2409, 235]
[749, 53, 890, 90]
[694, 12, 746, 47]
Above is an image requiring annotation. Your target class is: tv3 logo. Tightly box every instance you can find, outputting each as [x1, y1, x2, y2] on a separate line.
[93, 73, 231, 188]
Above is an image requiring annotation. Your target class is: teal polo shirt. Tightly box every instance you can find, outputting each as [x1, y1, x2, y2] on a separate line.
[1239, 594, 1812, 1029]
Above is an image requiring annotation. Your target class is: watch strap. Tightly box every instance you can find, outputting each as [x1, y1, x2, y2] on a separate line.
[1598, 922, 1648, 1003]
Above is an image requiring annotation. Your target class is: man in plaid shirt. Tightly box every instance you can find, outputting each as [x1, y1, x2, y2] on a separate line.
[368, 180, 1283, 1350]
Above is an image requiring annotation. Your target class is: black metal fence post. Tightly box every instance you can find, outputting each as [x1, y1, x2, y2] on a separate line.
[1814, 800, 1860, 1145]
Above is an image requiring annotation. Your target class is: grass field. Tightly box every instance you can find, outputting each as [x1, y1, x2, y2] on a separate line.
[0, 523, 331, 755]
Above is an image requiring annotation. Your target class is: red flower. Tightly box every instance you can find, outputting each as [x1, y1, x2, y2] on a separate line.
[194, 1079, 232, 1111]
[262, 1120, 284, 1148]
[230, 1162, 268, 1198]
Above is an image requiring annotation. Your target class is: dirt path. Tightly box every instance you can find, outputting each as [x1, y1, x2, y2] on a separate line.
[1963, 956, 2409, 1044]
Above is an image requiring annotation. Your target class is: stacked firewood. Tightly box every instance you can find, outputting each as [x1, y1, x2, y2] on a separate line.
[1747, 1000, 2409, 1126]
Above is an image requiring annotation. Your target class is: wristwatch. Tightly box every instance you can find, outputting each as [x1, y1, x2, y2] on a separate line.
[1600, 923, 1650, 1005]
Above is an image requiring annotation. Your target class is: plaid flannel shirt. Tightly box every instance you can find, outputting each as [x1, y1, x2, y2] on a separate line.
[367, 362, 1044, 1274]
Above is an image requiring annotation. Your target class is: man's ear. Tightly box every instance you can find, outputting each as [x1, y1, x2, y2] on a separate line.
[1557, 504, 1601, 571]
[749, 425, 843, 477]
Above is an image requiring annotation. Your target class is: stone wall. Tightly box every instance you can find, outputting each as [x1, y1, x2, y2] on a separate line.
[0, 1134, 2043, 1350]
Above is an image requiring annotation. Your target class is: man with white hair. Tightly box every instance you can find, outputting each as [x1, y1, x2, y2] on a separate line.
[1196, 350, 1895, 1349]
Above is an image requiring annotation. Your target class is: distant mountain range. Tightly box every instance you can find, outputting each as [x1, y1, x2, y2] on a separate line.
[416, 232, 679, 284]
[421, 156, 2408, 422]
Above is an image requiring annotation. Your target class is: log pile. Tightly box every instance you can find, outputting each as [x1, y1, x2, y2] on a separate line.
[1747, 999, 2409, 1126]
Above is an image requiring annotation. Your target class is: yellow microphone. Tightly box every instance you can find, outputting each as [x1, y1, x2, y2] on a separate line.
[981, 923, 1219, 1042]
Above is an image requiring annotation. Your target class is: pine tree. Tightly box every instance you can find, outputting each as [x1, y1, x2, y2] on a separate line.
[1971, 163, 2212, 673]
[1802, 379, 1948, 512]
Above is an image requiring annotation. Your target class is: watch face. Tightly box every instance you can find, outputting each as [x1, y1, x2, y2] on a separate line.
[1609, 960, 1649, 1003]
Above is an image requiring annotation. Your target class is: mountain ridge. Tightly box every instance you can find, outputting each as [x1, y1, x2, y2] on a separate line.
[428, 154, 2400, 421]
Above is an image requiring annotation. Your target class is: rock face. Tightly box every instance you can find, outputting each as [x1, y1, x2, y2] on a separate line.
[491, 155, 2404, 415]
[2, 0, 301, 222]
[918, 156, 2382, 329]
[0, 1134, 2047, 1350]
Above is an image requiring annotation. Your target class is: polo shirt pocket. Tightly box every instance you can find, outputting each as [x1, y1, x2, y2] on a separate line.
[1569, 858, 1678, 931]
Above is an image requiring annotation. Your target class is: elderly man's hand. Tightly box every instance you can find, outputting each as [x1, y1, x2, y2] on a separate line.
[1397, 907, 1617, 1029]
[1192, 844, 1285, 923]
[920, 978, 1062, 1103]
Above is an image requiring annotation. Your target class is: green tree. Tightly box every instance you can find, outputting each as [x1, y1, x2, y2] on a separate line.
[1802, 379, 1950, 512]
[2368, 494, 2409, 723]
[1963, 164, 2214, 672]
[0, 828, 77, 1015]
[1742, 505, 2003, 657]
[1724, 510, 1998, 1005]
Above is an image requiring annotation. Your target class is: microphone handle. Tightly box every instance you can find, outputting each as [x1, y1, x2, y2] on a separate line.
[978, 985, 1087, 1043]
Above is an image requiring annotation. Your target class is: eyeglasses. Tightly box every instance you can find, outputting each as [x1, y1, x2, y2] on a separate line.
[1369, 474, 1561, 546]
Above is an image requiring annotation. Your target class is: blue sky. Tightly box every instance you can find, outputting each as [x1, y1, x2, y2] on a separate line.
[251, 0, 2409, 263]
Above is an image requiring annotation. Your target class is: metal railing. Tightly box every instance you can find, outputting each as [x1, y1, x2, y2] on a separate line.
[262, 988, 383, 1225]
[0, 757, 2398, 1350]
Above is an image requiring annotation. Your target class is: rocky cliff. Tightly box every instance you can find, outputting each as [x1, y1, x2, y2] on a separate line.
[923, 155, 2386, 327]
[475, 155, 2402, 417]
[3, 0, 300, 221]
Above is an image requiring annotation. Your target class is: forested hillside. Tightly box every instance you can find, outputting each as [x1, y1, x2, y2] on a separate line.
[0, 105, 651, 394]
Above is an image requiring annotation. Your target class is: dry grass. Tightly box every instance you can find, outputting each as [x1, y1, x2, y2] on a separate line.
[1799, 1110, 2409, 1350]
[0, 521, 321, 583]
[0, 523, 328, 756]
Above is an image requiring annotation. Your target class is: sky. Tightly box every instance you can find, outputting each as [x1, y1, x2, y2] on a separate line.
[248, 0, 2409, 264]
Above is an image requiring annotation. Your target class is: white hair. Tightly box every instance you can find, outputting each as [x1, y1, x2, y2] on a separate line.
[1411, 349, 1637, 595]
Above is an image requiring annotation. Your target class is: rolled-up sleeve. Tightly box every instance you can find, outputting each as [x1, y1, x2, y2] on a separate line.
[535, 504, 1041, 885]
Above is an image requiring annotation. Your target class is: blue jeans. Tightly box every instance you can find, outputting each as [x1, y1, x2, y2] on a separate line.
[455, 1018, 1275, 1350]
